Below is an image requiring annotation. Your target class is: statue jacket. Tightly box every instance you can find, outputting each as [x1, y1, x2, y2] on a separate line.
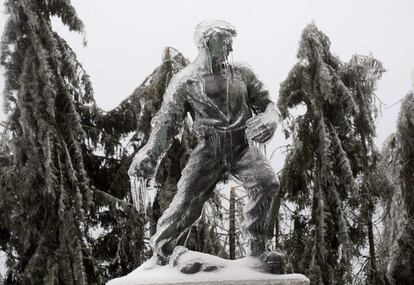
[142, 62, 274, 161]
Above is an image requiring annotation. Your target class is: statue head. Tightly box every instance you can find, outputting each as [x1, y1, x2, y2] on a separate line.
[194, 20, 237, 64]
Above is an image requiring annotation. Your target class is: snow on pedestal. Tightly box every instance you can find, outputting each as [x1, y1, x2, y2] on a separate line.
[108, 251, 309, 285]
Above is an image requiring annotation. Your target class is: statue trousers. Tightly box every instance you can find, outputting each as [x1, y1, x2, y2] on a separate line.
[150, 128, 280, 258]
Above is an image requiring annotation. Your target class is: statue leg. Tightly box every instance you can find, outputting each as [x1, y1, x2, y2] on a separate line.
[230, 146, 280, 256]
[150, 143, 225, 261]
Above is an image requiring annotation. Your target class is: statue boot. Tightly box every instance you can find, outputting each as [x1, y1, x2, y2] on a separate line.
[170, 246, 223, 274]
[248, 239, 285, 274]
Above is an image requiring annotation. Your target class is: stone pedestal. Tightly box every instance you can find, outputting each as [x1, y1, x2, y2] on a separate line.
[119, 274, 309, 285]
[108, 256, 309, 285]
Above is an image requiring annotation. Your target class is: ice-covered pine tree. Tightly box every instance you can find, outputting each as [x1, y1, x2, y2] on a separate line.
[0, 0, 102, 283]
[378, 92, 414, 285]
[340, 54, 386, 285]
[277, 23, 384, 285]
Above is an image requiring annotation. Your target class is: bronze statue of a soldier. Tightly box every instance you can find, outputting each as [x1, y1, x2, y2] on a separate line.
[129, 20, 282, 273]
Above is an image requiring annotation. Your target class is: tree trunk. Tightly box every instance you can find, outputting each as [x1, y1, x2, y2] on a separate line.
[229, 186, 236, 260]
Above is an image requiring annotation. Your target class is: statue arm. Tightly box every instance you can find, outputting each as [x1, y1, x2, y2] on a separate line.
[244, 67, 279, 119]
[128, 81, 188, 178]
[240, 65, 280, 143]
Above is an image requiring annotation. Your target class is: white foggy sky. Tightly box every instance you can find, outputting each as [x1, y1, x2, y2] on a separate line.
[0, 0, 414, 170]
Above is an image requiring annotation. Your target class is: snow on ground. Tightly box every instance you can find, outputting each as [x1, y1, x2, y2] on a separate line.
[108, 250, 308, 285]
[0, 250, 7, 279]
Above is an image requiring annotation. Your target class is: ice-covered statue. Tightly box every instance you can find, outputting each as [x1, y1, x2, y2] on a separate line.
[128, 20, 282, 275]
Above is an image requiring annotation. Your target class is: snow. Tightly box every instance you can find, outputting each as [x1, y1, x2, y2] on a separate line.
[0, 250, 6, 279]
[108, 249, 309, 285]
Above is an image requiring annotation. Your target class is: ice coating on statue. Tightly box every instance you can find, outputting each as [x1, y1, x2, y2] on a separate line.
[193, 20, 237, 74]
[128, 20, 283, 273]
[131, 20, 225, 206]
[194, 20, 237, 49]
[129, 20, 278, 209]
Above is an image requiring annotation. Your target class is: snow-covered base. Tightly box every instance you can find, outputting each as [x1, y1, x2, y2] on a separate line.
[108, 250, 309, 285]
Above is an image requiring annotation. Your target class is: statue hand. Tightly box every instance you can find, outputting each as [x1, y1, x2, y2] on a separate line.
[246, 113, 277, 143]
[128, 151, 156, 180]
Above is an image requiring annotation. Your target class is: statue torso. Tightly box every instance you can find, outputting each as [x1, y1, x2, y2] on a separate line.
[186, 68, 252, 134]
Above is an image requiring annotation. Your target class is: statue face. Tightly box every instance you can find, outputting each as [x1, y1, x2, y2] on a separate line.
[206, 32, 233, 63]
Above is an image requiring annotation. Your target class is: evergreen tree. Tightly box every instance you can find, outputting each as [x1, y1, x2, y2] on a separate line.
[0, 0, 101, 283]
[277, 23, 384, 285]
[340, 55, 385, 285]
[378, 92, 414, 285]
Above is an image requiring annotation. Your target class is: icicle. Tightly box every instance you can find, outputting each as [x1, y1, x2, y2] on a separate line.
[130, 176, 160, 212]
[130, 176, 147, 213]
[221, 44, 234, 162]
[146, 180, 158, 208]
[249, 141, 267, 156]
[206, 45, 213, 75]
[258, 142, 267, 156]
